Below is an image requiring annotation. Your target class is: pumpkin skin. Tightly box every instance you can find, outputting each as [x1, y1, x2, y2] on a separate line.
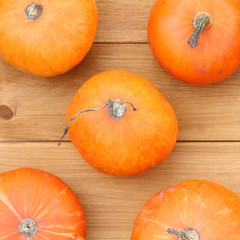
[0, 168, 86, 240]
[131, 180, 240, 240]
[66, 70, 178, 176]
[148, 0, 240, 84]
[0, 0, 98, 76]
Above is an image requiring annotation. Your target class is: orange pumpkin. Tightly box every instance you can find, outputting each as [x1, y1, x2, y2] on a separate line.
[0, 168, 86, 240]
[0, 0, 98, 76]
[131, 180, 240, 240]
[148, 0, 240, 84]
[62, 70, 178, 176]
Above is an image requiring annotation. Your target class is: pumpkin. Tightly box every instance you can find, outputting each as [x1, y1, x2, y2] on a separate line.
[148, 0, 240, 84]
[0, 0, 98, 77]
[0, 168, 86, 240]
[61, 70, 178, 176]
[131, 180, 240, 240]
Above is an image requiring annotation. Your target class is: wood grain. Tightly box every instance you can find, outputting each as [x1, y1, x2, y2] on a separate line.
[95, 0, 153, 43]
[1, 44, 240, 141]
[0, 142, 239, 239]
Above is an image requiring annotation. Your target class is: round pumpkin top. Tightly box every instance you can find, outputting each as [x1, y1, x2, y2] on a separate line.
[0, 0, 98, 76]
[131, 180, 240, 240]
[0, 168, 86, 240]
[65, 70, 178, 176]
[148, 0, 240, 84]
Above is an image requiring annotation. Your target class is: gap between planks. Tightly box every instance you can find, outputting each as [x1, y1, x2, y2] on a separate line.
[93, 42, 149, 44]
[1, 140, 240, 143]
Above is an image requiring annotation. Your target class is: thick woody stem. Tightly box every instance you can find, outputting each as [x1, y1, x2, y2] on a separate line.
[25, 3, 43, 21]
[18, 218, 38, 238]
[188, 12, 212, 48]
[58, 99, 137, 146]
[167, 228, 200, 240]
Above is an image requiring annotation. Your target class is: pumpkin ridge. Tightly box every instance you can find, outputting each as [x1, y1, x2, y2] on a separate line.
[0, 188, 21, 221]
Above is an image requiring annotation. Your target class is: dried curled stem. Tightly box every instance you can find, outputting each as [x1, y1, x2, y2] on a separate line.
[59, 99, 137, 146]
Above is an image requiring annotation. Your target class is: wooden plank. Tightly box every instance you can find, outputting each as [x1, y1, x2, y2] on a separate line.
[1, 44, 240, 141]
[0, 142, 239, 239]
[95, 0, 153, 43]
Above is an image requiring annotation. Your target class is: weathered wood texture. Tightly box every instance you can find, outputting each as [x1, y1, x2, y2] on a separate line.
[0, 142, 239, 239]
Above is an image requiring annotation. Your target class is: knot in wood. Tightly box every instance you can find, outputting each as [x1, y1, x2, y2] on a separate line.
[0, 105, 14, 120]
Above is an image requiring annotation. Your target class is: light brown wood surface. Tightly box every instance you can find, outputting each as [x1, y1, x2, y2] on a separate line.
[95, 0, 154, 43]
[1, 45, 240, 142]
[1, 1, 240, 239]
[0, 142, 240, 239]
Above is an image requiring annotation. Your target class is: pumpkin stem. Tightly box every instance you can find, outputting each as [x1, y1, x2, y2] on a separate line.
[58, 99, 137, 146]
[167, 228, 200, 240]
[108, 99, 137, 120]
[25, 3, 43, 21]
[18, 218, 38, 238]
[188, 12, 212, 48]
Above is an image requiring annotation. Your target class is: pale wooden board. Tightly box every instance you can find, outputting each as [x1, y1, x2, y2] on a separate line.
[1, 44, 240, 141]
[0, 142, 239, 239]
[95, 0, 153, 43]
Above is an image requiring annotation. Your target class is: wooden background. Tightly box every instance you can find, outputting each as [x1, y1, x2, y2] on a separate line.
[1, 0, 240, 239]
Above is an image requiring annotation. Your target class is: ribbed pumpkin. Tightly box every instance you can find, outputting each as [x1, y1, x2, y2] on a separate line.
[131, 180, 240, 240]
[0, 0, 98, 76]
[148, 0, 240, 84]
[62, 70, 178, 176]
[0, 168, 86, 240]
